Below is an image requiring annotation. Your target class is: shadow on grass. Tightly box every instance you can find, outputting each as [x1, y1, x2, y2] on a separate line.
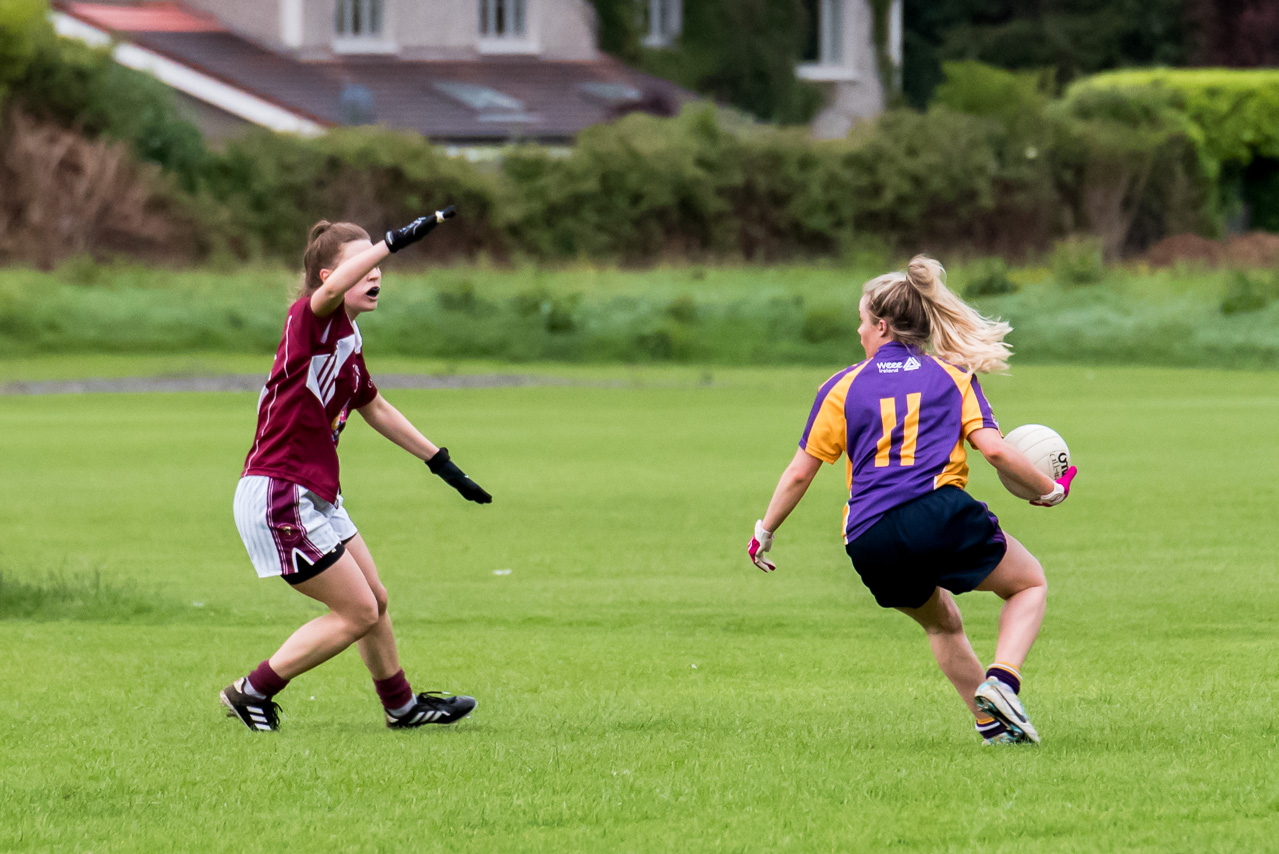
[0, 569, 176, 621]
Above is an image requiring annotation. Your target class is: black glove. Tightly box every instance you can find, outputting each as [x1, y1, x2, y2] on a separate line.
[385, 205, 457, 253]
[426, 447, 492, 504]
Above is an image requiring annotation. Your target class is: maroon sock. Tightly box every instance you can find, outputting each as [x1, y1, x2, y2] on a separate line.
[373, 669, 414, 711]
[246, 660, 289, 698]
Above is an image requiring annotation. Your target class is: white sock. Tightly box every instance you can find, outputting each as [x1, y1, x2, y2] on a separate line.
[242, 677, 268, 700]
[389, 697, 417, 717]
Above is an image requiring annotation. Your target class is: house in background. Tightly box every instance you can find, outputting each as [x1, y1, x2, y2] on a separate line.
[50, 1, 898, 146]
[640, 0, 903, 139]
[51, 0, 691, 146]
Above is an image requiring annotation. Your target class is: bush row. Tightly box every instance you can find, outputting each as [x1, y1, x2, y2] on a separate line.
[191, 99, 1147, 267]
[0, 17, 1260, 268]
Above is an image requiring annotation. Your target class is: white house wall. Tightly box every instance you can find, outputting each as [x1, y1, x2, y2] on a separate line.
[810, 0, 888, 139]
[536, 0, 596, 61]
[397, 0, 483, 59]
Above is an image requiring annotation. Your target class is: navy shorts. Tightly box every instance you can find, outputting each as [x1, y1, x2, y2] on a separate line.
[845, 486, 1007, 609]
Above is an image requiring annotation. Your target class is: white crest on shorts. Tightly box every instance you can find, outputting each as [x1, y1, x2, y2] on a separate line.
[307, 333, 359, 406]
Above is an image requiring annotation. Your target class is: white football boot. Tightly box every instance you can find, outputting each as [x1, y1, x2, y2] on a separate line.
[975, 678, 1040, 744]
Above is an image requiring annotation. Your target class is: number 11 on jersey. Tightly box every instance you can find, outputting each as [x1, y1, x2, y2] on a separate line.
[875, 393, 922, 467]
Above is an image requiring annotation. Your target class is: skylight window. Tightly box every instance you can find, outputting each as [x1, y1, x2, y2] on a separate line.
[433, 81, 536, 123]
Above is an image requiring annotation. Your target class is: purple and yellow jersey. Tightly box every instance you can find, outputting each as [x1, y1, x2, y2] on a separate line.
[799, 342, 999, 543]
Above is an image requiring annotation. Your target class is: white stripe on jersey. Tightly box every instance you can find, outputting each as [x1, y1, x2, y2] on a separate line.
[306, 332, 359, 407]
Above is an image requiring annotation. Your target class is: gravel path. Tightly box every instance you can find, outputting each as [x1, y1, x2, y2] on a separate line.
[0, 373, 624, 395]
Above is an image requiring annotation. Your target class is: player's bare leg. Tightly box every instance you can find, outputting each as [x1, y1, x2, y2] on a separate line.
[343, 535, 401, 680]
[975, 534, 1047, 668]
[272, 553, 380, 677]
[972, 535, 1047, 742]
[342, 534, 477, 727]
[896, 587, 986, 717]
[221, 554, 377, 731]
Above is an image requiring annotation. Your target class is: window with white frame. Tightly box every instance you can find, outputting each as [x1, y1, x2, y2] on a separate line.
[817, 0, 842, 64]
[800, 0, 844, 65]
[335, 0, 383, 38]
[479, 0, 526, 38]
[643, 0, 682, 48]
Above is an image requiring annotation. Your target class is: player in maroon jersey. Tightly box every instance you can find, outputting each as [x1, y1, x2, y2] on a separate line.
[747, 256, 1076, 744]
[222, 210, 490, 732]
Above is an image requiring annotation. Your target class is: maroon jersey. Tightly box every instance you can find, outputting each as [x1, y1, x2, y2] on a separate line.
[242, 297, 379, 502]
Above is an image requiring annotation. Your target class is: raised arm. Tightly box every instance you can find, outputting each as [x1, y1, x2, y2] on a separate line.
[311, 240, 390, 317]
[311, 207, 459, 318]
[357, 393, 492, 504]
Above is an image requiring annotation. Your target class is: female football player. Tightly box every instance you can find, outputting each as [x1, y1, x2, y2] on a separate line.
[222, 210, 492, 732]
[747, 256, 1075, 744]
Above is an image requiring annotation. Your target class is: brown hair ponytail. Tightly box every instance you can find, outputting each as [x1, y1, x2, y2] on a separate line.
[299, 220, 371, 296]
[862, 255, 1013, 374]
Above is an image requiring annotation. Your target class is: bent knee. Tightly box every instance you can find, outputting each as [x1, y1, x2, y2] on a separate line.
[922, 600, 966, 636]
[341, 600, 380, 637]
[1021, 559, 1048, 595]
[373, 585, 389, 617]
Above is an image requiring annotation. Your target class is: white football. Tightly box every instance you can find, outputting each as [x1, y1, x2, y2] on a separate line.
[997, 424, 1071, 500]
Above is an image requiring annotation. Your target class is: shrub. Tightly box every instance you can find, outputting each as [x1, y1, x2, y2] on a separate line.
[207, 126, 508, 263]
[504, 106, 858, 262]
[0, 111, 186, 268]
[13, 34, 209, 189]
[1220, 271, 1277, 316]
[1070, 69, 1279, 169]
[0, 0, 47, 106]
[436, 279, 490, 315]
[1048, 84, 1207, 257]
[844, 106, 1058, 253]
[961, 258, 1018, 296]
[665, 295, 699, 324]
[1051, 237, 1106, 286]
[800, 305, 853, 343]
[932, 61, 1052, 139]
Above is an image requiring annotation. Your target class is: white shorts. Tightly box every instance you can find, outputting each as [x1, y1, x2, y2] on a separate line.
[233, 475, 358, 579]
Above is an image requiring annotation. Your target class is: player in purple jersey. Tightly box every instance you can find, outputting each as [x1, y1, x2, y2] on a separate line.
[746, 256, 1076, 744]
[222, 213, 492, 732]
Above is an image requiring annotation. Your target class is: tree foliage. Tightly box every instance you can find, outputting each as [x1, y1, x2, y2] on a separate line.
[0, 0, 50, 106]
[1188, 0, 1279, 66]
[591, 0, 821, 125]
[903, 0, 1190, 107]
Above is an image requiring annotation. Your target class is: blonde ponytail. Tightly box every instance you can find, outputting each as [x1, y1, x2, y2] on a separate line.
[863, 255, 1012, 374]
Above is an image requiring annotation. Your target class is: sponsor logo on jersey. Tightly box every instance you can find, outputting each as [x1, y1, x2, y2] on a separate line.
[877, 355, 924, 373]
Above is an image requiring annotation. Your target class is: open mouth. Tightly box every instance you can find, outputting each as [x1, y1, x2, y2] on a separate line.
[366, 286, 380, 298]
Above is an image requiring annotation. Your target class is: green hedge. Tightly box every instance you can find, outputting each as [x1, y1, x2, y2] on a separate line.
[204, 127, 508, 262]
[200, 103, 1067, 265]
[1067, 69, 1279, 170]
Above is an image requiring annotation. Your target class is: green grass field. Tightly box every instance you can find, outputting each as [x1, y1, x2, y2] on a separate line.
[2, 361, 1277, 851]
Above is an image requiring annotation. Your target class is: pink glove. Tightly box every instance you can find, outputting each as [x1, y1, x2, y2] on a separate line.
[1031, 466, 1077, 507]
[748, 520, 776, 572]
